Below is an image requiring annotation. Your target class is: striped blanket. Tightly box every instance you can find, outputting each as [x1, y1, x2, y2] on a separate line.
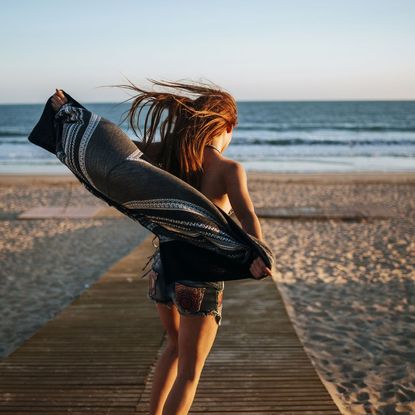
[28, 91, 275, 282]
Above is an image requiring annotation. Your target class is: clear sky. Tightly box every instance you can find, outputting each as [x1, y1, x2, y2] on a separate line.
[1, 0, 414, 103]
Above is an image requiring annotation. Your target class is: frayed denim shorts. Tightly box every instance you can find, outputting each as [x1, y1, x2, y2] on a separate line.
[147, 249, 224, 326]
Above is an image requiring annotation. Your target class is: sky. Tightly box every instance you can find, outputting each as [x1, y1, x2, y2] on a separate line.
[1, 0, 414, 103]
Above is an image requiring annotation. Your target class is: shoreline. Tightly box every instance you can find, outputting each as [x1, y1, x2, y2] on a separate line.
[1, 170, 415, 186]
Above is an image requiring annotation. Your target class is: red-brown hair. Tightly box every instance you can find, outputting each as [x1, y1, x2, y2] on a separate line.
[114, 78, 238, 190]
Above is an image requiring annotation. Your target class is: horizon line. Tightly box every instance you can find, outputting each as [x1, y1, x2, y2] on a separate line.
[1, 98, 415, 105]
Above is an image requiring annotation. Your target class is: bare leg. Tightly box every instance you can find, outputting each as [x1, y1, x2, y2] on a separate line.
[162, 313, 219, 415]
[149, 303, 180, 415]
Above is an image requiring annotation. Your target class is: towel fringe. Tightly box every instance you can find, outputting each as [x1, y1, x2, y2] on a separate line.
[140, 235, 160, 279]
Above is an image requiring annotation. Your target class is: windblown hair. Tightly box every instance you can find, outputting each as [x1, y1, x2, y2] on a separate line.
[114, 78, 238, 190]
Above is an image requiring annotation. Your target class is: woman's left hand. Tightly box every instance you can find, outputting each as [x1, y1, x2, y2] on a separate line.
[249, 256, 273, 279]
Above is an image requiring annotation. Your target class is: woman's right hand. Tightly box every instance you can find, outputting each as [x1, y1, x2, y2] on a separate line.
[250, 256, 273, 279]
[51, 89, 68, 112]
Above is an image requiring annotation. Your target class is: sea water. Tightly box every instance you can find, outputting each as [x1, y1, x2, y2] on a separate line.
[1, 101, 414, 174]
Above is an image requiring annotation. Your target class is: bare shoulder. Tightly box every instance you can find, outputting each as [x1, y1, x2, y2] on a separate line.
[222, 158, 247, 184]
[217, 155, 241, 170]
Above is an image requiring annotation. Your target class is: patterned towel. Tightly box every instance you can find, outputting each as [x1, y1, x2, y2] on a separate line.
[28, 91, 275, 282]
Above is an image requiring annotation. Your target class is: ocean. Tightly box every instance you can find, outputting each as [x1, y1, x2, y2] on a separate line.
[1, 101, 414, 174]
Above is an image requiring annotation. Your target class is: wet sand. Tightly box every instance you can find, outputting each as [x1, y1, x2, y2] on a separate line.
[1, 171, 415, 414]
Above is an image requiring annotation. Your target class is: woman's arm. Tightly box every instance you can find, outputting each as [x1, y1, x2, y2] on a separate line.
[225, 161, 272, 279]
[224, 161, 263, 241]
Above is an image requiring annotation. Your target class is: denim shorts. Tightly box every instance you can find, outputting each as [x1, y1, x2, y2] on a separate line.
[147, 249, 224, 326]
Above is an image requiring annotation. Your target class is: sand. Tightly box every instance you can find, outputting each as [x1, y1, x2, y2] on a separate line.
[1, 171, 415, 414]
[0, 176, 150, 358]
[250, 172, 415, 415]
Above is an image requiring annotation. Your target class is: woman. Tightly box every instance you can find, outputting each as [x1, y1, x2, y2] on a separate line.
[50, 81, 272, 415]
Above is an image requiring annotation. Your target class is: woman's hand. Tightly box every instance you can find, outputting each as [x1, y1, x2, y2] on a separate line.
[51, 89, 68, 112]
[250, 256, 273, 279]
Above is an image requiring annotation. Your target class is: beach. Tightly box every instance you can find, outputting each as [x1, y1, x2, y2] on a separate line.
[1, 171, 414, 414]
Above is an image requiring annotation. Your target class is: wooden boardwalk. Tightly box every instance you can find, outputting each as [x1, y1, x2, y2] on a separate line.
[0, 234, 340, 414]
[136, 272, 341, 414]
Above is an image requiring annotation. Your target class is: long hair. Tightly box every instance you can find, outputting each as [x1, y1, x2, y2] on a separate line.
[114, 78, 238, 190]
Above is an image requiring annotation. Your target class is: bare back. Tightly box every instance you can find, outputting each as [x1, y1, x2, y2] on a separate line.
[200, 151, 261, 241]
[200, 155, 233, 215]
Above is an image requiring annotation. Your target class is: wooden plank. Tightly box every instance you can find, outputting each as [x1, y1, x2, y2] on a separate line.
[17, 205, 124, 220]
[256, 205, 393, 220]
[17, 206, 103, 219]
[93, 207, 124, 218]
